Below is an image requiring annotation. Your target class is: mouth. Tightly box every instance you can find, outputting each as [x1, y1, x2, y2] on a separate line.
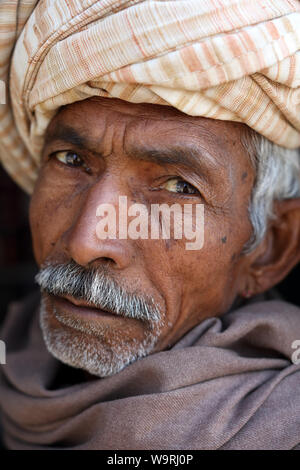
[50, 293, 120, 320]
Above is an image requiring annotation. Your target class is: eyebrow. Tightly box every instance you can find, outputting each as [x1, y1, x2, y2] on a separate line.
[128, 142, 220, 177]
[44, 124, 88, 150]
[44, 122, 224, 178]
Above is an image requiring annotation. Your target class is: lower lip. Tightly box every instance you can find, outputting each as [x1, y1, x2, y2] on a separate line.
[51, 295, 119, 320]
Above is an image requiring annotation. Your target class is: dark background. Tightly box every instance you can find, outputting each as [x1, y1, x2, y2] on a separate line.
[0, 166, 38, 327]
[0, 164, 300, 328]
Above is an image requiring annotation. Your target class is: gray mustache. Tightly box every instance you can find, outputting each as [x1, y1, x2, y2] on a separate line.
[35, 261, 162, 323]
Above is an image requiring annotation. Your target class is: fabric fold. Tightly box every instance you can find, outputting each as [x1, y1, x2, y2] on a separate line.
[0, 291, 299, 449]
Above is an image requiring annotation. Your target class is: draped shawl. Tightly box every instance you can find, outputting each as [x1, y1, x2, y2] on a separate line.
[0, 292, 299, 450]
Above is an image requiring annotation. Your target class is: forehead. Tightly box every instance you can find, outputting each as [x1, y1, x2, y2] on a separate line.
[46, 97, 247, 148]
[45, 97, 254, 186]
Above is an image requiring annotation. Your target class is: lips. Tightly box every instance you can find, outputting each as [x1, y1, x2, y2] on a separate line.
[62, 294, 102, 309]
[51, 293, 119, 319]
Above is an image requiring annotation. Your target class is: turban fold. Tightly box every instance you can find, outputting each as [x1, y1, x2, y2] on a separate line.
[0, 0, 299, 193]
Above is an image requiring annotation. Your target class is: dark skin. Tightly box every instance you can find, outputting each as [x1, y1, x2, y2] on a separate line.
[30, 97, 300, 358]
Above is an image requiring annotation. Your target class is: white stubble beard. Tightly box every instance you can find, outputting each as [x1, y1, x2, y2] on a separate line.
[39, 295, 164, 377]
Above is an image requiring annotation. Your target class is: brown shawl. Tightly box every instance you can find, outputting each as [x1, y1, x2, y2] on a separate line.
[0, 291, 299, 450]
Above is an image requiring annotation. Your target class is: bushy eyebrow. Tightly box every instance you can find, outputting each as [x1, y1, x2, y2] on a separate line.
[44, 124, 88, 149]
[127, 142, 220, 176]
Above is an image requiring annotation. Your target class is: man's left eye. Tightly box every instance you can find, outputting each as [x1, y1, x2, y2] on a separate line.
[53, 151, 84, 167]
[163, 178, 199, 195]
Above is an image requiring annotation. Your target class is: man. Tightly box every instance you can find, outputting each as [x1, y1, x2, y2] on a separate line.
[0, 0, 299, 450]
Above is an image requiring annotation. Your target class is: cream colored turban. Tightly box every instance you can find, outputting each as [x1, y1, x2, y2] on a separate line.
[0, 0, 299, 193]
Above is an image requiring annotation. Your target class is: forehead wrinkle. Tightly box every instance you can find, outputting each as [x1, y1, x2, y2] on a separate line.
[123, 114, 237, 171]
[43, 120, 108, 158]
[125, 136, 228, 179]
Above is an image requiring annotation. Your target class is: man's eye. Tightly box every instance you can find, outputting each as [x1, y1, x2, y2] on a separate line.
[53, 151, 84, 167]
[163, 178, 199, 195]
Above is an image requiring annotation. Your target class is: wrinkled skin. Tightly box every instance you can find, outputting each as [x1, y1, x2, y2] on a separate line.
[29, 97, 300, 375]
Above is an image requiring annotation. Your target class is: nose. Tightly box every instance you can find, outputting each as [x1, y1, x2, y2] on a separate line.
[62, 179, 134, 270]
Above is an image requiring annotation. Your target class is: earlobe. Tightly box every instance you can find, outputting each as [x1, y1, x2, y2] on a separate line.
[241, 198, 300, 297]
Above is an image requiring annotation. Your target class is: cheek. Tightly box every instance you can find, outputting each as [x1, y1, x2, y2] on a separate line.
[142, 215, 245, 316]
[182, 219, 249, 314]
[29, 190, 59, 265]
[29, 173, 79, 265]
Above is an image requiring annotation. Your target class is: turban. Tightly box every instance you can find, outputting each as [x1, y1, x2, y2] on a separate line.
[0, 0, 299, 193]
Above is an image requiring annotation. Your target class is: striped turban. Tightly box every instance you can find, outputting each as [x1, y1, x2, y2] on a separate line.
[0, 0, 299, 193]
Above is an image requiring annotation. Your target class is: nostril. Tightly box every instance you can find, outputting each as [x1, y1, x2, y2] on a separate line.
[88, 257, 116, 269]
[101, 257, 115, 265]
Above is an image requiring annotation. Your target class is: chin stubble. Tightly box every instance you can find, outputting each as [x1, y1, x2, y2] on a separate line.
[37, 261, 165, 377]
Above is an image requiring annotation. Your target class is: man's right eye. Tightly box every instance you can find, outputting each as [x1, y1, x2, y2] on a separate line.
[52, 151, 84, 167]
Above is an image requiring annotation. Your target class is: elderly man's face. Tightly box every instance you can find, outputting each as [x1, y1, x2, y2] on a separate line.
[30, 97, 255, 377]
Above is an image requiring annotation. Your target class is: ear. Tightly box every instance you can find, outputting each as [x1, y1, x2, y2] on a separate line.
[239, 198, 300, 298]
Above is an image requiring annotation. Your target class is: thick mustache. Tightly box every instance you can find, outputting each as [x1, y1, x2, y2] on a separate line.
[35, 260, 162, 323]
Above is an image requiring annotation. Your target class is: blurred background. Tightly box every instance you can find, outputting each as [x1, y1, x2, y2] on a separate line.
[0, 164, 300, 329]
[0, 166, 38, 328]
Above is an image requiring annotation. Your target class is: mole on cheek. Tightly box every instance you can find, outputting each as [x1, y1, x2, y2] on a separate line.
[165, 238, 173, 251]
[242, 172, 248, 181]
[221, 236, 227, 244]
